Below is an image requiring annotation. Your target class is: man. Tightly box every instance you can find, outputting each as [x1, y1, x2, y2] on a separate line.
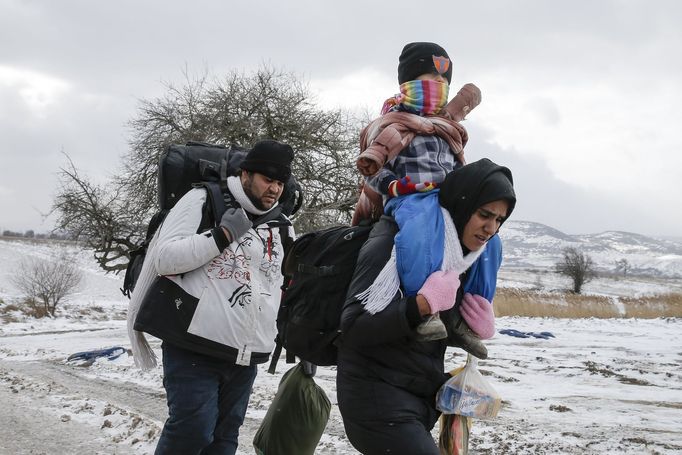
[137, 140, 295, 455]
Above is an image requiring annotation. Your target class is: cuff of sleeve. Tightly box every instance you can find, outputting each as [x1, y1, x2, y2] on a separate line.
[405, 296, 424, 328]
[211, 227, 230, 251]
[379, 176, 396, 195]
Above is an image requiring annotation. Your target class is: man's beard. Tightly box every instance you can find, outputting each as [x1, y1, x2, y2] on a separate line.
[243, 181, 270, 211]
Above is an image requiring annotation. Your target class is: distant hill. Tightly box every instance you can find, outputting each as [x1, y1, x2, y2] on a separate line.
[500, 221, 682, 278]
[3, 222, 681, 279]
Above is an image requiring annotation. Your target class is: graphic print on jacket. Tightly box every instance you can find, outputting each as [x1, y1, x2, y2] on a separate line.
[183, 226, 284, 356]
[207, 236, 253, 308]
[254, 228, 284, 283]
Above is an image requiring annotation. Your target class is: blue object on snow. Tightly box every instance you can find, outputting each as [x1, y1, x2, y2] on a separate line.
[498, 329, 555, 339]
[498, 329, 530, 338]
[67, 346, 127, 362]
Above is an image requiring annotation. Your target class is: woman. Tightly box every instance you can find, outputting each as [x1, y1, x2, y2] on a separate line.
[337, 158, 516, 454]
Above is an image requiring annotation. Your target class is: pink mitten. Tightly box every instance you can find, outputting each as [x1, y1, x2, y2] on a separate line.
[418, 271, 461, 313]
[459, 293, 495, 339]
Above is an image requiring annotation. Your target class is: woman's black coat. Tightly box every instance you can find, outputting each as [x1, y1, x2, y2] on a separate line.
[337, 215, 459, 404]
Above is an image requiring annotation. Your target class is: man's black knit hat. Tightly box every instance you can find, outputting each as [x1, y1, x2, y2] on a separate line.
[240, 140, 294, 182]
[398, 42, 453, 84]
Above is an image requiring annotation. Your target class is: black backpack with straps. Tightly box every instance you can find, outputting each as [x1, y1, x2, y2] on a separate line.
[268, 222, 373, 372]
[121, 141, 303, 298]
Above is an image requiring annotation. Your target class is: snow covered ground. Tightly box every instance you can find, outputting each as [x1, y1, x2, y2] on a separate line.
[1, 239, 681, 454]
[498, 266, 682, 298]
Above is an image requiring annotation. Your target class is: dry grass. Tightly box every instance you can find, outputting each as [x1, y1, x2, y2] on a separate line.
[74, 305, 109, 321]
[0, 301, 21, 323]
[0, 298, 49, 319]
[20, 298, 50, 319]
[495, 288, 682, 319]
[620, 293, 682, 318]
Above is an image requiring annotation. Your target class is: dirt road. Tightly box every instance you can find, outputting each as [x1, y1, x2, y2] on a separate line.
[0, 357, 164, 454]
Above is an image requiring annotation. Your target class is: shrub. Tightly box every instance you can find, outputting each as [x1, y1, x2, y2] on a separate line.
[555, 247, 596, 294]
[10, 254, 83, 317]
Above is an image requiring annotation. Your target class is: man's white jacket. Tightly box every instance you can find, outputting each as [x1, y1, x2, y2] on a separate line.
[127, 187, 291, 369]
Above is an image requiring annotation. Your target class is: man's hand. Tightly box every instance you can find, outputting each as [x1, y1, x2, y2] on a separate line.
[220, 207, 251, 242]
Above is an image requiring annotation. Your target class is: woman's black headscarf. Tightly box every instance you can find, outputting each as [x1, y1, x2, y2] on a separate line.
[438, 158, 516, 234]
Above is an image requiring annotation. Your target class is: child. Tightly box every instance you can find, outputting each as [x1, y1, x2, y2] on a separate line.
[354, 42, 496, 355]
[352, 42, 480, 223]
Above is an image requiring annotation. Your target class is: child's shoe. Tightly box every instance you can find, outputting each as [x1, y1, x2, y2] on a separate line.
[415, 314, 448, 341]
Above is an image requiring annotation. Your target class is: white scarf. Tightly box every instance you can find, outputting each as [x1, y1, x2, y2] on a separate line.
[358, 207, 485, 314]
[227, 175, 278, 216]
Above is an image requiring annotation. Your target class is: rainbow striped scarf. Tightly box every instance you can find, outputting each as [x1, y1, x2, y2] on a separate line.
[381, 79, 450, 115]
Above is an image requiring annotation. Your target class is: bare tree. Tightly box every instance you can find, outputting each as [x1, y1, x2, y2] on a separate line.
[52, 154, 146, 272]
[11, 254, 83, 317]
[52, 65, 362, 272]
[615, 258, 630, 278]
[555, 247, 596, 294]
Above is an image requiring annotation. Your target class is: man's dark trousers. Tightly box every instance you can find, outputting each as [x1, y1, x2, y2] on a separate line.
[155, 342, 258, 455]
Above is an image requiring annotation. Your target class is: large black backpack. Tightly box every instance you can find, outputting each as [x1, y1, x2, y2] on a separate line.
[121, 141, 303, 297]
[268, 223, 373, 372]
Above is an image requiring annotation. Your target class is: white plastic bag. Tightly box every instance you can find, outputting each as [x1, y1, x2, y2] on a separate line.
[436, 354, 501, 419]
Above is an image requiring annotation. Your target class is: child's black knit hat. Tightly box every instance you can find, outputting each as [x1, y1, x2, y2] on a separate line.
[398, 42, 453, 84]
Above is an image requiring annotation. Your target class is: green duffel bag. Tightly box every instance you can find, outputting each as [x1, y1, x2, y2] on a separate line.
[253, 363, 331, 455]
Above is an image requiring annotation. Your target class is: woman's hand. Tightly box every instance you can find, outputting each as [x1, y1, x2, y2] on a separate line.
[418, 270, 460, 314]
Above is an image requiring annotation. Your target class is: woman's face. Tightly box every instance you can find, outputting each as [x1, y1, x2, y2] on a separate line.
[461, 200, 509, 251]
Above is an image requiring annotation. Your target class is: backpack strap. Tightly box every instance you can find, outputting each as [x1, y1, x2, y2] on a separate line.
[120, 209, 170, 298]
[219, 157, 229, 193]
[267, 334, 297, 374]
[194, 154, 231, 228]
[278, 225, 293, 254]
[267, 341, 283, 374]
[194, 181, 227, 228]
[266, 224, 295, 375]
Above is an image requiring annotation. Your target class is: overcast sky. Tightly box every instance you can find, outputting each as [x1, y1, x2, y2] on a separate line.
[1, 0, 681, 237]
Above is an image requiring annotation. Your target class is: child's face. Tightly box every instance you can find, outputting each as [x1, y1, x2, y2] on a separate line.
[416, 72, 449, 85]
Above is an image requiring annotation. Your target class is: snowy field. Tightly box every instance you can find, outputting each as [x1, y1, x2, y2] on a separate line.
[1, 239, 681, 454]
